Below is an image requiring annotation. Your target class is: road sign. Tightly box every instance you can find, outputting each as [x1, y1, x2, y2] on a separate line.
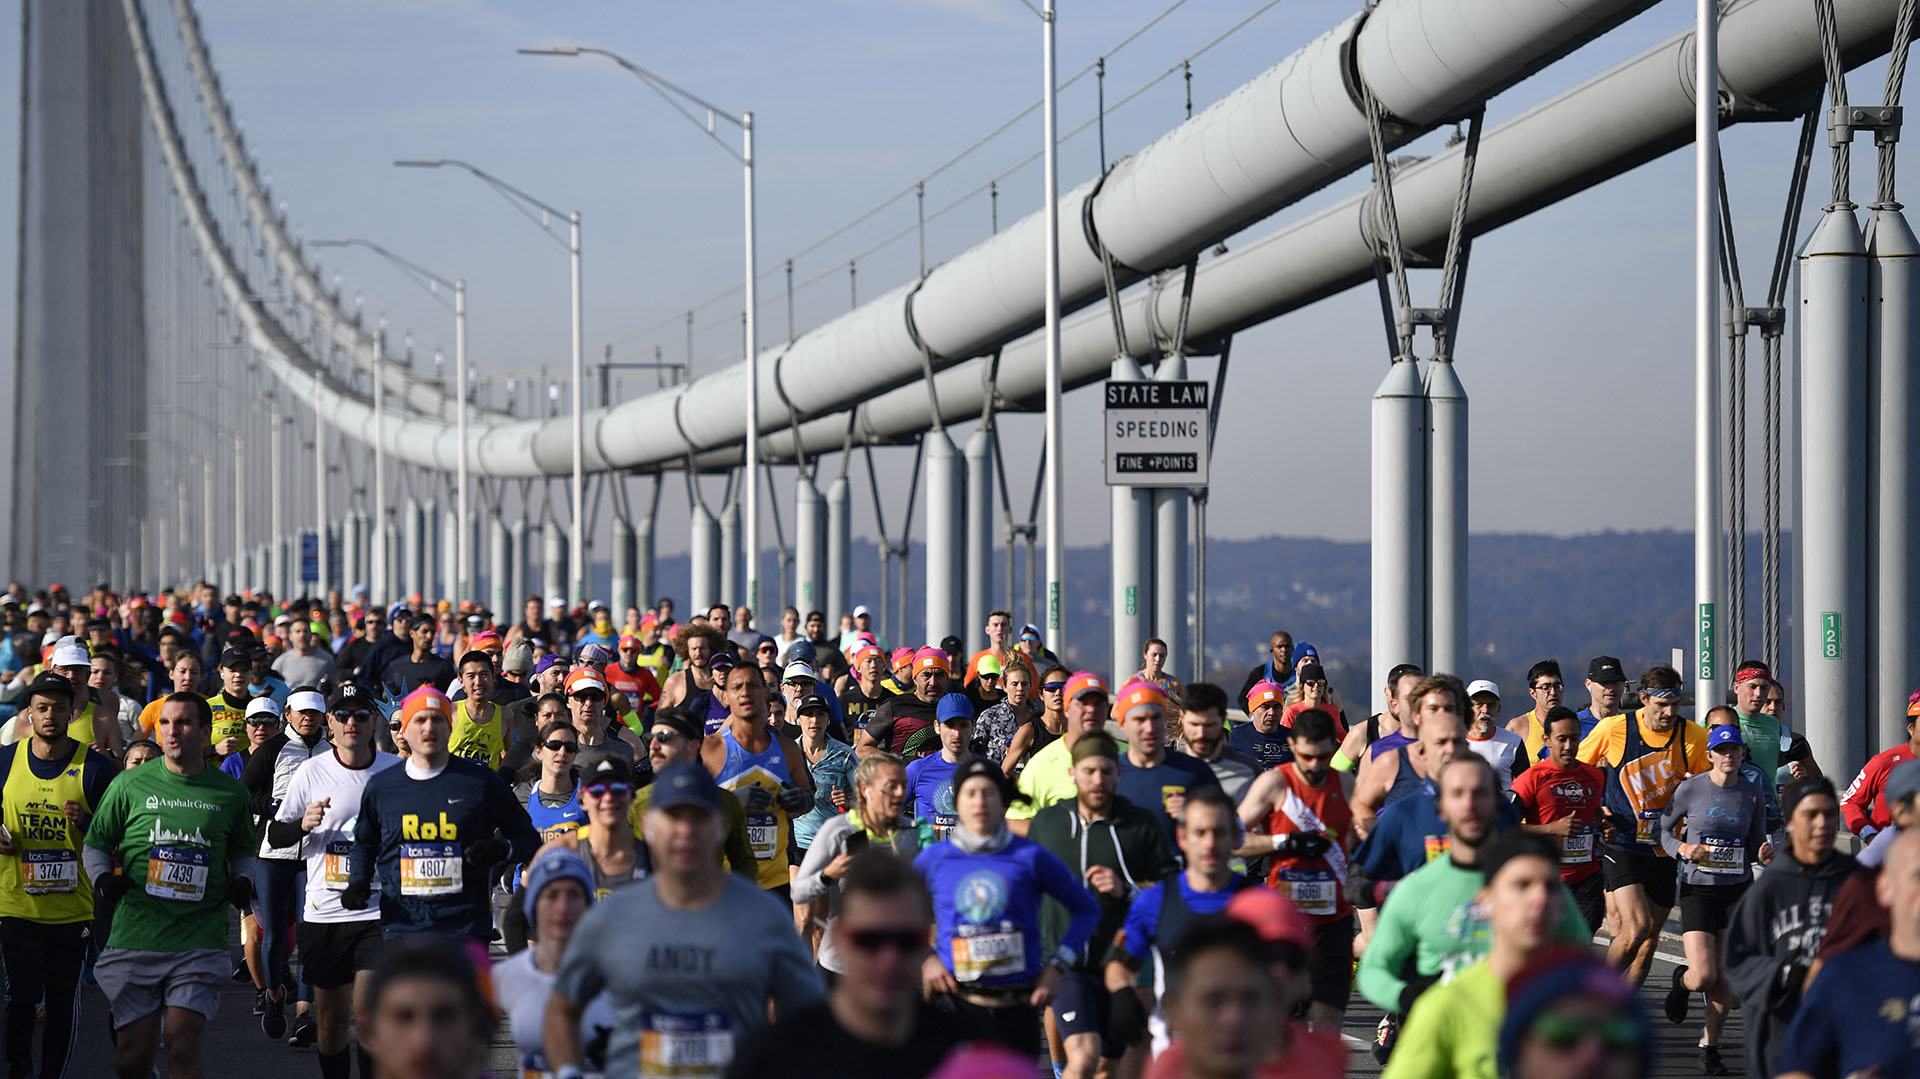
[1104, 379, 1209, 487]
[300, 531, 319, 583]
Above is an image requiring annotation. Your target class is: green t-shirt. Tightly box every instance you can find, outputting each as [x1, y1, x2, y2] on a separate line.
[83, 762, 255, 952]
[1736, 709, 1783, 791]
[1357, 853, 1591, 1013]
[1381, 960, 1504, 1079]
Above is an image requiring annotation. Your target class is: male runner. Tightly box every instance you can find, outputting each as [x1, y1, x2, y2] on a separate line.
[857, 647, 946, 759]
[84, 691, 259, 1079]
[447, 650, 510, 768]
[1509, 706, 1607, 933]
[1503, 659, 1565, 762]
[629, 708, 757, 878]
[239, 685, 332, 1036]
[1231, 681, 1292, 767]
[0, 673, 113, 1078]
[1008, 673, 1111, 831]
[1842, 692, 1920, 840]
[343, 686, 539, 941]
[1332, 663, 1423, 775]
[1113, 680, 1216, 838]
[701, 663, 814, 899]
[1575, 656, 1629, 746]
[905, 694, 975, 840]
[839, 642, 894, 734]
[1463, 679, 1526, 794]
[1353, 675, 1466, 837]
[1175, 683, 1261, 803]
[267, 683, 401, 1079]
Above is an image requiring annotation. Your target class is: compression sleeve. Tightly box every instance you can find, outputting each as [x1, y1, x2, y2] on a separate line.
[1357, 879, 1418, 1012]
[1332, 749, 1358, 773]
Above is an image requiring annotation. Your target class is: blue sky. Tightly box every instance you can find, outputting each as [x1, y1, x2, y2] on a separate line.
[0, 0, 1884, 555]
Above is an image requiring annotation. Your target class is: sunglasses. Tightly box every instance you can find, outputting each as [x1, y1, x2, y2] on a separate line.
[333, 709, 373, 722]
[541, 740, 579, 753]
[1527, 1012, 1643, 1052]
[1040, 682, 1066, 693]
[647, 730, 684, 744]
[583, 782, 631, 799]
[388, 719, 403, 731]
[845, 927, 929, 955]
[245, 719, 281, 727]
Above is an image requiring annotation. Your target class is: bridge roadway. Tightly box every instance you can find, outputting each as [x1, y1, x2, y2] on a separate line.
[53, 916, 1735, 1076]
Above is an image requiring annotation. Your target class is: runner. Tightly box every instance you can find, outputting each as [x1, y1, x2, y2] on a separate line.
[562, 667, 642, 779]
[83, 690, 259, 1079]
[701, 662, 815, 899]
[134, 649, 204, 740]
[1656, 723, 1766, 1074]
[628, 709, 757, 879]
[1504, 660, 1565, 762]
[380, 616, 455, 700]
[1278, 664, 1344, 740]
[1575, 655, 1629, 746]
[0, 672, 114, 1079]
[343, 686, 540, 942]
[999, 664, 1070, 779]
[1729, 661, 1784, 791]
[359, 936, 494, 1079]
[1509, 706, 1607, 934]
[447, 650, 510, 768]
[838, 642, 894, 735]
[1496, 952, 1648, 1079]
[1353, 675, 1467, 837]
[1007, 672, 1111, 830]
[1027, 731, 1177, 1078]
[239, 685, 331, 1038]
[207, 646, 256, 758]
[494, 850, 616, 1079]
[1236, 630, 1294, 704]
[528, 755, 650, 900]
[1357, 756, 1588, 1040]
[906, 693, 976, 841]
[1382, 832, 1579, 1079]
[544, 762, 823, 1079]
[271, 616, 332, 691]
[789, 693, 855, 942]
[792, 751, 921, 980]
[1332, 663, 1423, 775]
[854, 646, 946, 760]
[1579, 664, 1708, 987]
[657, 623, 727, 727]
[1230, 681, 1292, 768]
[1114, 680, 1217, 839]
[1464, 679, 1527, 794]
[1724, 777, 1856, 1079]
[267, 682, 401, 1079]
[1131, 638, 1183, 703]
[915, 758, 1100, 1057]
[1175, 683, 1261, 804]
[964, 610, 1034, 689]
[1106, 785, 1254, 1063]
[1235, 708, 1354, 1029]
[974, 660, 1036, 768]
[1841, 692, 1920, 841]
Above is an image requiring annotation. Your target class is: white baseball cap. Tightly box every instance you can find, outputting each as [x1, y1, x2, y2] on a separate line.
[1466, 679, 1501, 700]
[286, 690, 327, 715]
[50, 641, 91, 669]
[852, 604, 871, 618]
[245, 697, 283, 721]
[783, 661, 818, 683]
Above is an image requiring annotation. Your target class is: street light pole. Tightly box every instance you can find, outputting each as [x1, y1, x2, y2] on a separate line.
[1042, 0, 1065, 653]
[743, 113, 760, 618]
[569, 213, 585, 606]
[455, 278, 470, 601]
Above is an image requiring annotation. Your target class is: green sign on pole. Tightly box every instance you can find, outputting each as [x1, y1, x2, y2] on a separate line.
[1697, 602, 1716, 682]
[1821, 611, 1842, 659]
[1049, 582, 1062, 634]
[1124, 585, 1138, 617]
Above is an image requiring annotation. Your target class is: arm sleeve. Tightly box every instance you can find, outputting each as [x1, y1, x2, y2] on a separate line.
[1658, 784, 1689, 859]
[1116, 885, 1162, 962]
[1357, 884, 1418, 1012]
[83, 845, 113, 885]
[1036, 847, 1102, 959]
[790, 821, 842, 905]
[487, 770, 541, 865]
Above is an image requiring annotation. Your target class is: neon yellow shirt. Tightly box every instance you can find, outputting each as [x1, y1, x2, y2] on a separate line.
[1381, 960, 1503, 1079]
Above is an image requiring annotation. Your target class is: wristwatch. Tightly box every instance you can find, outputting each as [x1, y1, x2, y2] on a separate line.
[1046, 946, 1076, 974]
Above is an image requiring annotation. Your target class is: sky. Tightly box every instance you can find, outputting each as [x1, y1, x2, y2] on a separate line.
[0, 0, 1884, 566]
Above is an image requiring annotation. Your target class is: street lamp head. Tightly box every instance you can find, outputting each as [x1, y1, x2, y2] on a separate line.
[518, 44, 581, 56]
[393, 158, 444, 168]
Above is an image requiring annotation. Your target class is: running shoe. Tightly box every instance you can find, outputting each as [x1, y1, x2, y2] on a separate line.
[252, 988, 268, 1015]
[261, 993, 286, 1040]
[1664, 965, 1691, 1025]
[1372, 1014, 1398, 1066]
[287, 1010, 317, 1048]
[1701, 1045, 1729, 1075]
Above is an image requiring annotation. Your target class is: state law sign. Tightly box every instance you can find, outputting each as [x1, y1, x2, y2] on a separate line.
[1104, 380, 1210, 487]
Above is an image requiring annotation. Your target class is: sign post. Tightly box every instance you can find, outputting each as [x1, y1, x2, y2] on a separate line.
[1104, 380, 1210, 487]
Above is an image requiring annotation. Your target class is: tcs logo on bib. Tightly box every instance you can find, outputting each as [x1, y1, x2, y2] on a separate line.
[401, 812, 460, 840]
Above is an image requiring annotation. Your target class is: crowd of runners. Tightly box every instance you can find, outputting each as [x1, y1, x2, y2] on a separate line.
[0, 582, 1914, 1078]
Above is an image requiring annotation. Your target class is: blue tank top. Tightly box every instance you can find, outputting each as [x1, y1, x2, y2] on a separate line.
[525, 785, 586, 842]
[1382, 744, 1426, 809]
[717, 726, 797, 889]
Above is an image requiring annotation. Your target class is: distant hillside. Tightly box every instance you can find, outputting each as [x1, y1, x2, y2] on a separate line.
[641, 529, 1791, 705]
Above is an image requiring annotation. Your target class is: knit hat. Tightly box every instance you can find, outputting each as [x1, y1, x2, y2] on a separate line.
[523, 849, 597, 911]
[502, 640, 534, 674]
[1497, 949, 1648, 1078]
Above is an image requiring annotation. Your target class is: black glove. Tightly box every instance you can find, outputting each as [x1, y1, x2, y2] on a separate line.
[464, 836, 510, 867]
[93, 873, 136, 903]
[225, 873, 256, 912]
[1105, 985, 1149, 1045]
[776, 785, 813, 814]
[583, 1024, 612, 1069]
[339, 880, 372, 911]
[1779, 959, 1807, 992]
[739, 786, 774, 812]
[1276, 831, 1332, 858]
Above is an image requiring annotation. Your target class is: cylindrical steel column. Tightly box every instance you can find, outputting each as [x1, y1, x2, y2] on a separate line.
[344, 513, 363, 599]
[441, 499, 459, 601]
[268, 532, 286, 602]
[826, 474, 851, 622]
[635, 513, 655, 618]
[690, 503, 720, 613]
[1110, 356, 1153, 684]
[1153, 355, 1189, 681]
[719, 496, 742, 611]
[399, 499, 419, 600]
[1372, 359, 1428, 694]
[925, 431, 966, 645]
[1798, 208, 1870, 773]
[1870, 207, 1919, 751]
[510, 517, 530, 612]
[795, 476, 826, 616]
[489, 513, 511, 619]
[611, 516, 636, 620]
[965, 428, 994, 642]
[542, 520, 567, 606]
[1427, 358, 1468, 677]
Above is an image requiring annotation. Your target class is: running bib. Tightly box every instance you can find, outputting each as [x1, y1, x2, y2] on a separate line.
[22, 849, 77, 894]
[952, 928, 1025, 982]
[639, 1010, 733, 1079]
[1561, 826, 1595, 864]
[323, 840, 353, 890]
[1700, 833, 1745, 876]
[745, 813, 777, 861]
[1633, 808, 1662, 846]
[1278, 868, 1338, 916]
[145, 845, 209, 902]
[398, 842, 463, 896]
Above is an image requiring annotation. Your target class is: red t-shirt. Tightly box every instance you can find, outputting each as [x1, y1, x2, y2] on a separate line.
[1509, 759, 1605, 883]
[1263, 763, 1354, 923]
[1842, 744, 1916, 835]
[1148, 1025, 1347, 1079]
[603, 662, 661, 713]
